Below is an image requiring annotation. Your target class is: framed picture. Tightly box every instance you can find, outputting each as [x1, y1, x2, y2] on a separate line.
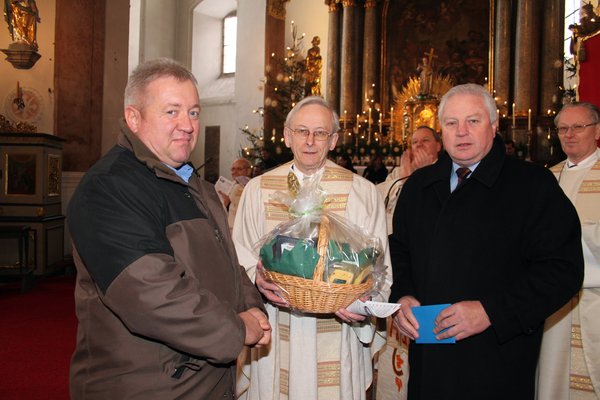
[5, 153, 36, 196]
[381, 0, 493, 110]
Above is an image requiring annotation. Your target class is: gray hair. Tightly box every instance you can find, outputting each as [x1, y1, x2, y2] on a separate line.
[438, 83, 498, 124]
[555, 102, 600, 125]
[284, 96, 340, 133]
[124, 58, 198, 108]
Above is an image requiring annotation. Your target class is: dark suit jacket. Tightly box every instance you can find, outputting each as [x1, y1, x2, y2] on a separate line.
[390, 135, 583, 400]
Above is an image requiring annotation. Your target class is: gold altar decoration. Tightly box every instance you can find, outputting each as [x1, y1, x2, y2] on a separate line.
[1, 0, 41, 69]
[305, 36, 322, 96]
[391, 74, 453, 143]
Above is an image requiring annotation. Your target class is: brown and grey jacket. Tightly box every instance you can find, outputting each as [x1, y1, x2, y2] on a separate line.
[68, 122, 264, 399]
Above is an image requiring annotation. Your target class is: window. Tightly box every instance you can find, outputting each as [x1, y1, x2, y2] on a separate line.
[222, 13, 237, 75]
[564, 0, 580, 59]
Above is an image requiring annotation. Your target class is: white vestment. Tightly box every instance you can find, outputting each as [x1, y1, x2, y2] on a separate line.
[537, 148, 600, 399]
[375, 168, 410, 400]
[233, 160, 392, 400]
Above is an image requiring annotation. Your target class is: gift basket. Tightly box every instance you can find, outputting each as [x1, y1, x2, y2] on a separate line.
[256, 172, 386, 314]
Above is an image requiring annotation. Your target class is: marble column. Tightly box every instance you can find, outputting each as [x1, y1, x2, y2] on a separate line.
[494, 0, 512, 115]
[362, 0, 380, 117]
[325, 0, 341, 113]
[540, 0, 564, 113]
[514, 0, 541, 115]
[340, 0, 359, 118]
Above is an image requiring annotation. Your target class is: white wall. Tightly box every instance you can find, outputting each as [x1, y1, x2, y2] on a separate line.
[192, 0, 266, 177]
[0, 0, 56, 134]
[141, 0, 177, 61]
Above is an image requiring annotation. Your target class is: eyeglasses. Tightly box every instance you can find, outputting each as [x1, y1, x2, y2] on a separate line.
[557, 122, 598, 135]
[289, 127, 332, 141]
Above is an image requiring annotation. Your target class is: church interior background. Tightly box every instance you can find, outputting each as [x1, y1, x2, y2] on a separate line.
[0, 0, 599, 272]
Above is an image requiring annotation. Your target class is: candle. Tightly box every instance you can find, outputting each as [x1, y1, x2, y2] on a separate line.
[527, 109, 532, 131]
[344, 110, 347, 130]
[368, 107, 372, 129]
[272, 128, 276, 142]
[512, 103, 516, 126]
[390, 107, 394, 136]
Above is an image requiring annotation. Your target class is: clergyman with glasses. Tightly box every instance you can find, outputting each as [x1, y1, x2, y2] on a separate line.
[538, 101, 600, 399]
[232, 96, 392, 399]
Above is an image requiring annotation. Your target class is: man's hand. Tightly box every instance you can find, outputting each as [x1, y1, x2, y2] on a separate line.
[411, 148, 437, 170]
[335, 296, 369, 323]
[239, 307, 272, 347]
[398, 150, 414, 178]
[392, 295, 421, 340]
[433, 300, 491, 341]
[255, 263, 289, 308]
[217, 191, 231, 208]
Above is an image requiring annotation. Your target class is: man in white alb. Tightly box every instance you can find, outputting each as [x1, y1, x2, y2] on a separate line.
[538, 102, 600, 399]
[233, 96, 392, 400]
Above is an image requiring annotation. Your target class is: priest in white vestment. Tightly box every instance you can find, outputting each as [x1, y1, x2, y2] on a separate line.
[233, 96, 392, 400]
[538, 102, 600, 399]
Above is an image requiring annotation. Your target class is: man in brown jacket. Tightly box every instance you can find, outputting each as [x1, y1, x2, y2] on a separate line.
[68, 58, 270, 399]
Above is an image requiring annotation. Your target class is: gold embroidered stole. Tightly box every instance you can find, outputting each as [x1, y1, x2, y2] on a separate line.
[551, 158, 600, 396]
[551, 158, 600, 223]
[260, 161, 354, 229]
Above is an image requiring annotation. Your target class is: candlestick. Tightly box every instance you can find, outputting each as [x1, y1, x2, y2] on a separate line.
[512, 103, 516, 126]
[390, 107, 394, 129]
[527, 109, 532, 131]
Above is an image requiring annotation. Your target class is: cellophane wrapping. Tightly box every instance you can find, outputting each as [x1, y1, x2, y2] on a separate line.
[254, 172, 386, 312]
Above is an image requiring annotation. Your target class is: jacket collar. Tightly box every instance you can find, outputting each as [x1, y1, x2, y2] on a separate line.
[117, 118, 182, 180]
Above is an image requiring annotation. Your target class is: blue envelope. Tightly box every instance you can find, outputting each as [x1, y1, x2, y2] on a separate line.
[412, 303, 456, 344]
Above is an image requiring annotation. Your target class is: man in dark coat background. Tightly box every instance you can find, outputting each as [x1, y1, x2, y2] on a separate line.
[390, 83, 584, 399]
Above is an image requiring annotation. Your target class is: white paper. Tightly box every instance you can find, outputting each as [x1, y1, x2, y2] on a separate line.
[346, 300, 401, 318]
[214, 176, 234, 207]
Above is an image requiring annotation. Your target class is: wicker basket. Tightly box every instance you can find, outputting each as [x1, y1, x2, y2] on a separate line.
[263, 214, 373, 314]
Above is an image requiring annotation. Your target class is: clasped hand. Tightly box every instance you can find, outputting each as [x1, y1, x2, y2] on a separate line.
[239, 307, 271, 347]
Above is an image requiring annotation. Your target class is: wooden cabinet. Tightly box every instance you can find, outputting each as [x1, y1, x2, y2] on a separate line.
[0, 133, 65, 275]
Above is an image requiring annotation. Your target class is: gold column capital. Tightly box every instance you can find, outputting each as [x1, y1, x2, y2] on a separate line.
[325, 0, 340, 12]
[365, 0, 378, 8]
[342, 0, 357, 8]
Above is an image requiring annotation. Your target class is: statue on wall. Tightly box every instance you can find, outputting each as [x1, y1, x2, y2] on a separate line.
[3, 0, 40, 50]
[305, 36, 322, 96]
[416, 48, 437, 98]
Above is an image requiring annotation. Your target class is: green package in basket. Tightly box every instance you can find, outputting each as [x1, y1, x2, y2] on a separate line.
[259, 235, 319, 279]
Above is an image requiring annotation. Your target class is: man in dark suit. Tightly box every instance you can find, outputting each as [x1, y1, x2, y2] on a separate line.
[390, 83, 584, 399]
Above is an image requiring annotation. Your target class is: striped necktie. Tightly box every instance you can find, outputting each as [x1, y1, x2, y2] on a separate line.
[456, 167, 471, 188]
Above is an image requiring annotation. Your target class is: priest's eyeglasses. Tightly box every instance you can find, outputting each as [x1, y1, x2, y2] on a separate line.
[557, 122, 598, 135]
[289, 127, 332, 141]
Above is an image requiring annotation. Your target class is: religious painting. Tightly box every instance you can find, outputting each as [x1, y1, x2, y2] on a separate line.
[382, 0, 492, 109]
[5, 153, 36, 196]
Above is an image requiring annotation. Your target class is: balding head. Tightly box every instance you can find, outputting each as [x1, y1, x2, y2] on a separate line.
[231, 158, 251, 179]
